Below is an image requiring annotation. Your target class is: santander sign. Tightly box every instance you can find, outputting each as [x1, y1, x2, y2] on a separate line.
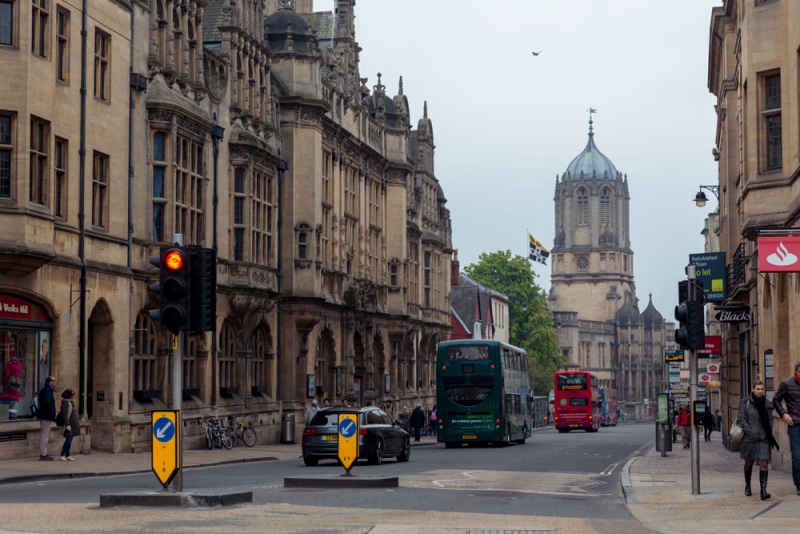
[758, 236, 800, 273]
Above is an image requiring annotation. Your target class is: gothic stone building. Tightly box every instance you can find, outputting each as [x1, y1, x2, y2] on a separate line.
[0, 0, 451, 459]
[547, 121, 669, 421]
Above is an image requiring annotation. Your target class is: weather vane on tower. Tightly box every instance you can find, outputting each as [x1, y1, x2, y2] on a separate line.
[587, 107, 597, 133]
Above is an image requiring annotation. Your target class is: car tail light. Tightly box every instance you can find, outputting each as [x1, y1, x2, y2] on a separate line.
[359, 428, 367, 435]
[302, 428, 317, 436]
[491, 364, 495, 369]
[438, 419, 442, 424]
[441, 365, 446, 370]
[495, 418, 500, 423]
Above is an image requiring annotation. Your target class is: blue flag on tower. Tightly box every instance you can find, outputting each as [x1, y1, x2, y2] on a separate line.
[528, 233, 550, 265]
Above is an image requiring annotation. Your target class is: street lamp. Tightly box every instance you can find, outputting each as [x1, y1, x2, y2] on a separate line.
[694, 185, 719, 208]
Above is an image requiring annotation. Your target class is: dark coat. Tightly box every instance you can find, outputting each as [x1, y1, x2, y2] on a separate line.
[737, 394, 773, 461]
[38, 384, 57, 421]
[702, 410, 714, 429]
[60, 399, 80, 436]
[409, 407, 426, 428]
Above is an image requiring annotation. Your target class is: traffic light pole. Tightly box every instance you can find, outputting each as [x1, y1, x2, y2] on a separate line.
[172, 234, 183, 493]
[688, 266, 700, 495]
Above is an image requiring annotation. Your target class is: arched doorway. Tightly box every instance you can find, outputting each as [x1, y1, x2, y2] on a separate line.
[87, 300, 113, 438]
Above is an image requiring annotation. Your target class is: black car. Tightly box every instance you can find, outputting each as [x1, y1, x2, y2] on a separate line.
[301, 407, 411, 466]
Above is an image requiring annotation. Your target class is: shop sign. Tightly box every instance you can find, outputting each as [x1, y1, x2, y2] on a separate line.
[665, 350, 685, 362]
[714, 308, 749, 323]
[706, 363, 720, 375]
[0, 295, 48, 321]
[669, 363, 681, 384]
[698, 335, 722, 356]
[689, 253, 727, 302]
[699, 373, 711, 385]
[758, 236, 800, 273]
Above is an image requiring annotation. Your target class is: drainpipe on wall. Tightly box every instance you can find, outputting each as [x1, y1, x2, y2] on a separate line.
[210, 122, 225, 407]
[276, 159, 288, 401]
[77, 0, 89, 416]
[126, 7, 136, 418]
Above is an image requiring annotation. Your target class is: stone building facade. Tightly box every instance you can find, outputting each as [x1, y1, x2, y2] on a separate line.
[547, 120, 669, 421]
[0, 0, 451, 459]
[708, 0, 799, 476]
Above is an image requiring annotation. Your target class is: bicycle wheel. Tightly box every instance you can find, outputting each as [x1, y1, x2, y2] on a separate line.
[205, 428, 213, 450]
[221, 432, 233, 450]
[226, 426, 239, 448]
[241, 426, 257, 447]
[214, 430, 223, 449]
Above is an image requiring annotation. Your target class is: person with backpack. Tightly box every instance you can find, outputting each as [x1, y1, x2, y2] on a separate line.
[37, 376, 57, 461]
[59, 389, 79, 461]
[429, 405, 438, 438]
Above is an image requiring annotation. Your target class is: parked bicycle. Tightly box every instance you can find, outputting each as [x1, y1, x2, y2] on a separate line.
[199, 416, 232, 450]
[226, 415, 258, 447]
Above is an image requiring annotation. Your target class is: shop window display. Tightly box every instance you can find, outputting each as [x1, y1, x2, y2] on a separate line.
[0, 330, 49, 421]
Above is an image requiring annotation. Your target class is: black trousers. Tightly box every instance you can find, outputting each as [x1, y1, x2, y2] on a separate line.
[704, 426, 713, 441]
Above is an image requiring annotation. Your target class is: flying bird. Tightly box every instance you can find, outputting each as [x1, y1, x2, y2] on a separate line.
[532, 50, 542, 56]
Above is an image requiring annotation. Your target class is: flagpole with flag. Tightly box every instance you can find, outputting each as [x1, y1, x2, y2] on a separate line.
[528, 231, 550, 266]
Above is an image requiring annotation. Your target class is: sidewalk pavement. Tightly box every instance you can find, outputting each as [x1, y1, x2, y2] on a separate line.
[622, 434, 800, 533]
[0, 434, 439, 486]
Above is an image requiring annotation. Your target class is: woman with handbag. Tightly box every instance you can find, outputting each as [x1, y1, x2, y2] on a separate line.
[59, 389, 80, 461]
[737, 381, 780, 499]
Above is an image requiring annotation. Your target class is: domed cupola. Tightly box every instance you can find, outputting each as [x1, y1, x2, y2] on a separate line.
[565, 116, 618, 180]
[615, 291, 641, 328]
[265, 0, 317, 55]
[641, 294, 664, 329]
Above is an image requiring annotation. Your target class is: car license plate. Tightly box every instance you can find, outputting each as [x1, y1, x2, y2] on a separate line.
[462, 434, 477, 439]
[570, 424, 578, 428]
[322, 435, 337, 441]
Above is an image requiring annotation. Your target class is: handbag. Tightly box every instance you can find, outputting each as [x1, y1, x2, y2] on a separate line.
[729, 420, 744, 442]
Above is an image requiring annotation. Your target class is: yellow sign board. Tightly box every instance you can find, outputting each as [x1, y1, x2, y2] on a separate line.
[337, 413, 359, 471]
[665, 350, 685, 362]
[151, 410, 180, 487]
[171, 334, 178, 350]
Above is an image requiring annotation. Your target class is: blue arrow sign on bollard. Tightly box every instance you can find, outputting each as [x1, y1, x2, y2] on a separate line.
[154, 418, 175, 442]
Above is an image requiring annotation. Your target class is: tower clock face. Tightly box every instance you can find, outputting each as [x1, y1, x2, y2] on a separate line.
[576, 255, 589, 269]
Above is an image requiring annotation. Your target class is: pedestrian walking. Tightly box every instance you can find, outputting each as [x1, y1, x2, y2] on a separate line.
[772, 360, 800, 496]
[37, 376, 57, 460]
[409, 403, 426, 442]
[703, 408, 714, 442]
[59, 389, 79, 461]
[737, 380, 780, 500]
[677, 405, 691, 448]
[304, 399, 319, 425]
[398, 405, 410, 433]
[429, 405, 438, 438]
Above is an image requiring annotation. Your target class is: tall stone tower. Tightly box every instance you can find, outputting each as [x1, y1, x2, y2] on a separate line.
[548, 116, 636, 389]
[547, 117, 668, 421]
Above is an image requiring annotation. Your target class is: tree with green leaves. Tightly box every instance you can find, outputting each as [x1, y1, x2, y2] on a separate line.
[463, 250, 563, 395]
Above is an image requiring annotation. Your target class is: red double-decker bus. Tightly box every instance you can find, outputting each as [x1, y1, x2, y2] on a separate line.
[553, 371, 600, 433]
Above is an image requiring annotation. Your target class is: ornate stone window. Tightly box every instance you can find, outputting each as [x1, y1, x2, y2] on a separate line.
[762, 72, 782, 170]
[219, 322, 238, 394]
[174, 134, 204, 244]
[576, 255, 589, 270]
[295, 222, 312, 267]
[600, 187, 611, 225]
[132, 313, 159, 396]
[29, 116, 48, 206]
[152, 132, 167, 241]
[577, 186, 589, 226]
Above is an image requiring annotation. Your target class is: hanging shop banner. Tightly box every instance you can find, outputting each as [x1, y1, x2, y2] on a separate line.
[689, 253, 727, 302]
[697, 335, 722, 357]
[758, 236, 800, 273]
[714, 308, 749, 323]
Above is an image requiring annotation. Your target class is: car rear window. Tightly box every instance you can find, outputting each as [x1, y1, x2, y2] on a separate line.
[310, 412, 340, 426]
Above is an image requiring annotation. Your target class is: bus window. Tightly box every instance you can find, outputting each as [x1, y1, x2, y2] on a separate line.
[443, 376, 494, 407]
[570, 398, 589, 406]
[447, 346, 490, 361]
[557, 373, 588, 390]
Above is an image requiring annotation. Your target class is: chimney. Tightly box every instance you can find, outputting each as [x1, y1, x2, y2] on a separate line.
[451, 249, 460, 287]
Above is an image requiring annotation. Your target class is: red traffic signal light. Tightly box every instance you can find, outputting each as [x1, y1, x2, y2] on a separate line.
[163, 250, 184, 271]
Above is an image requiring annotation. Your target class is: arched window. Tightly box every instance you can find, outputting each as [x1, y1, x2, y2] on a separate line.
[600, 187, 611, 225]
[251, 325, 273, 397]
[577, 187, 589, 226]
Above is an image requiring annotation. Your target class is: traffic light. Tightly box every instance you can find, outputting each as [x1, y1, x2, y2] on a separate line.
[187, 246, 216, 332]
[674, 280, 705, 350]
[149, 246, 190, 332]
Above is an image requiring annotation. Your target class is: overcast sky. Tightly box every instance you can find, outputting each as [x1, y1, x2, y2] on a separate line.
[315, 0, 721, 320]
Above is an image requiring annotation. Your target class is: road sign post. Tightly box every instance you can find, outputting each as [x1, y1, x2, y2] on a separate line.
[337, 413, 359, 476]
[151, 410, 180, 490]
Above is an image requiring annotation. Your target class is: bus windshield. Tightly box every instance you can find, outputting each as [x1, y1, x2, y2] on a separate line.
[446, 345, 490, 361]
[557, 374, 587, 390]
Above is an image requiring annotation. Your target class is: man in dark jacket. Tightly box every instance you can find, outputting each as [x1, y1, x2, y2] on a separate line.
[409, 404, 426, 442]
[38, 376, 58, 461]
[773, 361, 800, 495]
[702, 408, 714, 442]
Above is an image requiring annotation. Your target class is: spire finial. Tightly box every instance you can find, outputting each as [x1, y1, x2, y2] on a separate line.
[398, 76, 403, 95]
[424, 100, 428, 118]
[587, 107, 597, 134]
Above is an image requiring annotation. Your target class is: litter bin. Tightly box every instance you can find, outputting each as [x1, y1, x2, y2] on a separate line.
[655, 421, 672, 456]
[281, 413, 296, 444]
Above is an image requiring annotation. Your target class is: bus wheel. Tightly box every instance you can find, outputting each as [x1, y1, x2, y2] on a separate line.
[516, 437, 526, 444]
[445, 442, 459, 449]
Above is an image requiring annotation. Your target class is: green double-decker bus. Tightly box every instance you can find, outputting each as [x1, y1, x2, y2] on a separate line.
[436, 340, 532, 447]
